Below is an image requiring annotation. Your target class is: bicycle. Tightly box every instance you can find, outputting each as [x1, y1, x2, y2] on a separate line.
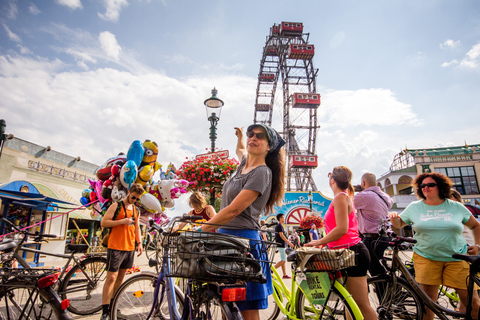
[0, 217, 108, 315]
[111, 214, 275, 320]
[260, 247, 364, 320]
[0, 243, 72, 319]
[367, 229, 480, 320]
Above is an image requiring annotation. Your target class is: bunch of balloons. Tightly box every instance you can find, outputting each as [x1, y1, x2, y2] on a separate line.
[80, 139, 190, 220]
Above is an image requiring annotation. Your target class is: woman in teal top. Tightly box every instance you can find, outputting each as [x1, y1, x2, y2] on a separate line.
[389, 172, 480, 320]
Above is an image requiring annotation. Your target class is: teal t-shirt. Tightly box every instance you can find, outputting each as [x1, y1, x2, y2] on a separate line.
[400, 199, 472, 261]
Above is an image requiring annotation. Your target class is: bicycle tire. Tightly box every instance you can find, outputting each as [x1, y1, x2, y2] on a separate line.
[0, 284, 64, 320]
[367, 275, 424, 320]
[111, 273, 184, 320]
[59, 256, 107, 315]
[193, 293, 242, 320]
[295, 282, 362, 320]
[258, 283, 281, 320]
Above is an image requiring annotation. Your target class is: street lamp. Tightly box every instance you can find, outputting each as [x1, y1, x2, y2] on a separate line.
[0, 119, 14, 160]
[204, 88, 224, 206]
[307, 190, 313, 214]
[204, 87, 224, 153]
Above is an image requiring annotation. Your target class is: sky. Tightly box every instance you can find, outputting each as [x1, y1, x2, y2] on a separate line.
[1, 0, 479, 213]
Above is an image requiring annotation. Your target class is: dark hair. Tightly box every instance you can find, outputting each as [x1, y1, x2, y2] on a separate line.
[331, 166, 355, 196]
[265, 148, 286, 214]
[413, 172, 452, 200]
[276, 213, 284, 220]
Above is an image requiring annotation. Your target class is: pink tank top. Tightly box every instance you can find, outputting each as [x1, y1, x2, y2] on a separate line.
[324, 192, 361, 248]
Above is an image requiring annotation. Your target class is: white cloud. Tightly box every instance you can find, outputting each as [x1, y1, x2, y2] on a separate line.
[319, 88, 422, 128]
[56, 0, 83, 10]
[459, 43, 480, 69]
[28, 4, 41, 15]
[98, 0, 129, 22]
[5, 1, 18, 19]
[2, 24, 21, 43]
[441, 60, 458, 67]
[440, 39, 460, 49]
[99, 31, 121, 61]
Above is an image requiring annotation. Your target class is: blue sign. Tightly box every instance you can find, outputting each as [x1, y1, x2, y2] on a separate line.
[261, 191, 332, 225]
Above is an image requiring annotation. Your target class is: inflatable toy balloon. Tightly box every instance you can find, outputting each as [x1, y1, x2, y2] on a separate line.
[112, 185, 127, 202]
[127, 140, 144, 168]
[89, 179, 106, 204]
[82, 189, 90, 198]
[95, 155, 126, 181]
[111, 164, 121, 177]
[141, 140, 159, 166]
[136, 162, 161, 187]
[89, 191, 97, 202]
[80, 196, 89, 206]
[138, 192, 163, 214]
[157, 179, 189, 208]
[120, 160, 138, 189]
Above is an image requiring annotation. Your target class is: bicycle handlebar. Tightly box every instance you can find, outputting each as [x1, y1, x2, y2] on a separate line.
[1, 218, 57, 239]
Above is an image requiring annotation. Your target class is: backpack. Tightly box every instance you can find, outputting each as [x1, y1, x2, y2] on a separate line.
[101, 201, 138, 247]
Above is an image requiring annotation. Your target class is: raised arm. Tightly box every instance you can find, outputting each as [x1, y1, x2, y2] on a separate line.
[234, 127, 247, 161]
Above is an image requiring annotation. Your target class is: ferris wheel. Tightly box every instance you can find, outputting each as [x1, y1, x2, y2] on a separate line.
[253, 22, 320, 191]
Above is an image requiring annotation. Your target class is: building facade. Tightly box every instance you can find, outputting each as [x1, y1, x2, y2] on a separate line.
[378, 144, 480, 212]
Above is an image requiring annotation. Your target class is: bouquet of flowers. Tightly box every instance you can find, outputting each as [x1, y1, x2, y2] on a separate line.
[177, 153, 239, 195]
[300, 215, 325, 229]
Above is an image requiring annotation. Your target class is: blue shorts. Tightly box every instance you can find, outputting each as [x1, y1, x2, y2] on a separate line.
[218, 228, 273, 311]
[278, 247, 287, 261]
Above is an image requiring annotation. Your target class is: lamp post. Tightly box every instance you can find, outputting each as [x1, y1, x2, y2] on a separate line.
[204, 88, 224, 206]
[0, 119, 14, 160]
[307, 190, 313, 214]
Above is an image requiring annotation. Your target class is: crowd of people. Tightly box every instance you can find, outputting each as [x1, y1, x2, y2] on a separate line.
[99, 122, 480, 320]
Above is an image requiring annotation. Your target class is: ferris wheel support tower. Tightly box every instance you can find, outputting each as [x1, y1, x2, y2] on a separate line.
[253, 22, 320, 191]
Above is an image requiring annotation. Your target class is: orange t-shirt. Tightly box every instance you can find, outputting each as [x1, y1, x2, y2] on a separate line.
[108, 203, 137, 251]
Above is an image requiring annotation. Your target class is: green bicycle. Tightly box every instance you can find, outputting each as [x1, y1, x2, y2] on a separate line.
[260, 248, 364, 320]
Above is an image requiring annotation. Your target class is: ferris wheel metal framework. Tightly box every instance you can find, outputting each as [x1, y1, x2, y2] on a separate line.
[254, 22, 320, 192]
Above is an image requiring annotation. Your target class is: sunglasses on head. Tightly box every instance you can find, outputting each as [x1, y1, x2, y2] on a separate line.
[246, 131, 267, 140]
[420, 183, 437, 189]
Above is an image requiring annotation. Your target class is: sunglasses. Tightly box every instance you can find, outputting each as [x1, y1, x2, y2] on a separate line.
[327, 173, 332, 178]
[420, 183, 437, 189]
[246, 131, 267, 140]
[130, 195, 139, 200]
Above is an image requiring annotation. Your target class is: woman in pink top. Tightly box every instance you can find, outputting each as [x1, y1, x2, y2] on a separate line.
[306, 166, 378, 319]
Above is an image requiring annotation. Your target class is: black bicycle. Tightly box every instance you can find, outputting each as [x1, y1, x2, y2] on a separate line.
[0, 217, 107, 315]
[0, 244, 72, 319]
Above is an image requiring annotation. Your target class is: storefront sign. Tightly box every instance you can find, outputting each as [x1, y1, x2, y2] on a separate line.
[195, 150, 229, 160]
[28, 160, 94, 183]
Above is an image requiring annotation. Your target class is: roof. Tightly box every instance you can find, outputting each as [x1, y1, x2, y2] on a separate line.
[0, 189, 77, 211]
[405, 144, 480, 157]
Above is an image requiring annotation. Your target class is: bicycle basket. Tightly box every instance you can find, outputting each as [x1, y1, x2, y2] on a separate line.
[296, 247, 356, 272]
[164, 230, 275, 283]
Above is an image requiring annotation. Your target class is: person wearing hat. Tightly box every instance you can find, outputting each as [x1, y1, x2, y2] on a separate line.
[200, 124, 286, 320]
[309, 223, 319, 241]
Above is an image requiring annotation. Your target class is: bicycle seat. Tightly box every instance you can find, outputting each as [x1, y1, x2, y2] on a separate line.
[67, 243, 89, 252]
[0, 241, 17, 252]
[287, 251, 297, 262]
[452, 253, 480, 271]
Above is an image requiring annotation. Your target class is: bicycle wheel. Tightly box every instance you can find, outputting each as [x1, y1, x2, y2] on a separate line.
[0, 285, 62, 320]
[367, 275, 424, 320]
[193, 293, 242, 320]
[258, 284, 280, 320]
[295, 284, 361, 319]
[111, 273, 184, 320]
[59, 256, 107, 315]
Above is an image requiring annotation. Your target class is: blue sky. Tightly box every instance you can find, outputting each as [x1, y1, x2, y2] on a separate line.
[1, 0, 479, 208]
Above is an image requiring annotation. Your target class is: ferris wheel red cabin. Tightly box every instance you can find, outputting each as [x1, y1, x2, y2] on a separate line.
[292, 93, 320, 108]
[271, 25, 280, 35]
[265, 45, 278, 56]
[280, 22, 303, 36]
[291, 155, 318, 168]
[288, 44, 315, 60]
[259, 73, 275, 82]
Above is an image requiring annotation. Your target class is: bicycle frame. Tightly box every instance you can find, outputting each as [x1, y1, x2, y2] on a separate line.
[388, 242, 479, 320]
[271, 262, 362, 319]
